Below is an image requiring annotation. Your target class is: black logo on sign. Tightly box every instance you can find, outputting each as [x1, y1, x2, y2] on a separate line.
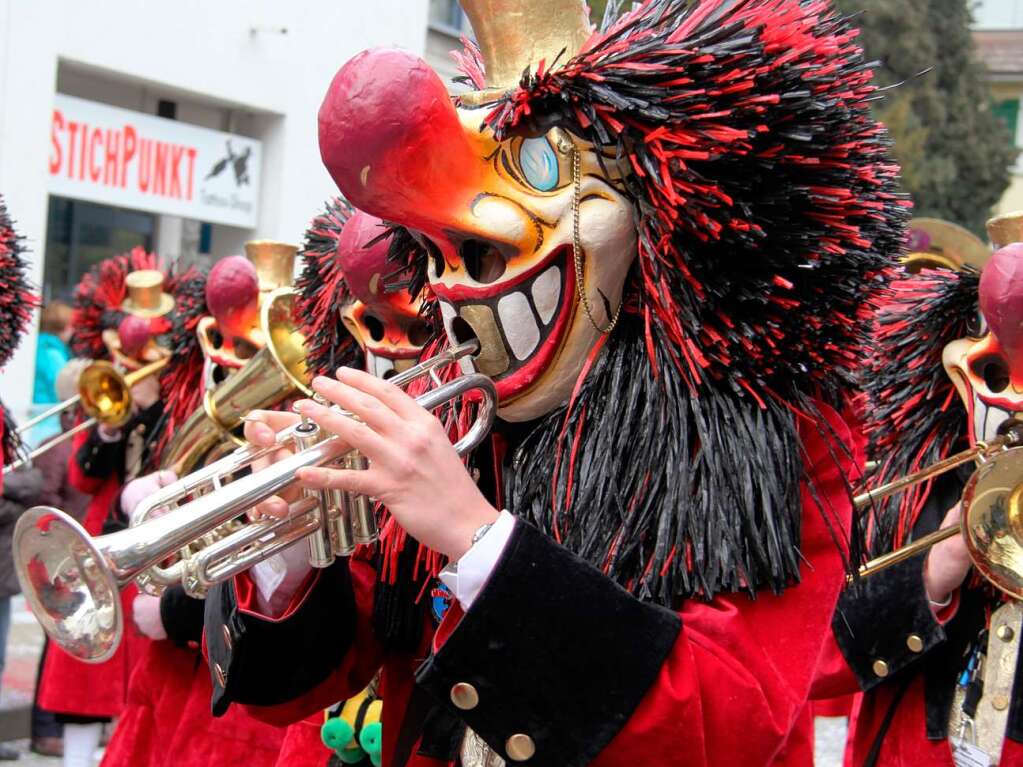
[205, 140, 252, 187]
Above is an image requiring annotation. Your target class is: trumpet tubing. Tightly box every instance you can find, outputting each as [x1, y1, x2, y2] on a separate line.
[852, 430, 1023, 599]
[14, 342, 495, 661]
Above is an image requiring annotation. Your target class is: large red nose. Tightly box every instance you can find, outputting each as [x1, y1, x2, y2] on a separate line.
[980, 242, 1023, 356]
[318, 49, 480, 229]
[338, 210, 390, 303]
[206, 255, 259, 335]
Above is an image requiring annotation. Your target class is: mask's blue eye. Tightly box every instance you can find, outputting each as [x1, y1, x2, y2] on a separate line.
[518, 138, 559, 192]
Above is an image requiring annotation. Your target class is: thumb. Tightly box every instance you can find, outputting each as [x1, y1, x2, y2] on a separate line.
[157, 470, 177, 487]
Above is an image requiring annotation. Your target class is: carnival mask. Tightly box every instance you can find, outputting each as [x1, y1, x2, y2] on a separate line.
[336, 211, 430, 379]
[944, 221, 1023, 443]
[198, 255, 261, 379]
[101, 270, 173, 369]
[318, 3, 637, 421]
[197, 241, 298, 388]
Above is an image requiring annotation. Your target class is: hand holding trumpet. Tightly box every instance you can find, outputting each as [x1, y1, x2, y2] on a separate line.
[244, 366, 500, 561]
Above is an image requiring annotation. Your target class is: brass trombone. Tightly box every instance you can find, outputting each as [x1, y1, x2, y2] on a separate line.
[853, 422, 1023, 599]
[4, 357, 169, 475]
[13, 341, 495, 663]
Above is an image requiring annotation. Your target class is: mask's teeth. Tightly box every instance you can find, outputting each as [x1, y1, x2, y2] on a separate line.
[498, 291, 540, 361]
[974, 398, 988, 442]
[531, 265, 561, 326]
[439, 300, 457, 337]
[986, 405, 1012, 441]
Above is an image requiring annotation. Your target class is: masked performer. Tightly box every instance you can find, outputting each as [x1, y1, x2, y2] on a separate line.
[101, 243, 306, 767]
[205, 2, 908, 765]
[817, 213, 1023, 767]
[269, 198, 430, 767]
[36, 247, 182, 767]
[0, 196, 39, 763]
[0, 195, 36, 478]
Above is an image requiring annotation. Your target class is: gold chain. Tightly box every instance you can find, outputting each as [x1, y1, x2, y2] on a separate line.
[570, 145, 622, 335]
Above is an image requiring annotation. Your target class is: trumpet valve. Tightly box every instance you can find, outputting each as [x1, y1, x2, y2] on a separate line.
[346, 452, 377, 546]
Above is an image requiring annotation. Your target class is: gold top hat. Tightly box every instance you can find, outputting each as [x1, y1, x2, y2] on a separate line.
[460, 0, 591, 93]
[121, 270, 174, 317]
[987, 211, 1023, 250]
[244, 241, 298, 293]
[903, 217, 990, 272]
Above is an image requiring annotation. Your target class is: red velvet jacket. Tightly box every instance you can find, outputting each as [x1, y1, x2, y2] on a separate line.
[204, 403, 859, 767]
[814, 467, 1023, 766]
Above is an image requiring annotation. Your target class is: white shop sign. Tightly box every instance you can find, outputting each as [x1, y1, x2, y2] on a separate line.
[47, 94, 261, 228]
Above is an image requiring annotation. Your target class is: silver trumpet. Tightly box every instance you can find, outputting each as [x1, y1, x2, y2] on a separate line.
[13, 342, 495, 663]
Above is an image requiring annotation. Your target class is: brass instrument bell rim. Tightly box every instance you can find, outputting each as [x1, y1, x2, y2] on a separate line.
[961, 447, 1023, 600]
[77, 360, 133, 429]
[260, 287, 312, 397]
[13, 506, 124, 664]
[902, 252, 962, 274]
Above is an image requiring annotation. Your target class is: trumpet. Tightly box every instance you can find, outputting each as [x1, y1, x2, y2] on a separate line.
[13, 341, 495, 663]
[852, 422, 1023, 599]
[4, 357, 169, 475]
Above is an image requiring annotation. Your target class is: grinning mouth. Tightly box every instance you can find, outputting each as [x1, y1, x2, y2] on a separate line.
[971, 394, 1023, 442]
[434, 244, 574, 401]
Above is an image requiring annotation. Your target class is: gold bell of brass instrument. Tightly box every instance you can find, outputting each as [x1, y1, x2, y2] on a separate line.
[161, 287, 311, 477]
[13, 341, 495, 663]
[852, 422, 1023, 599]
[4, 357, 169, 475]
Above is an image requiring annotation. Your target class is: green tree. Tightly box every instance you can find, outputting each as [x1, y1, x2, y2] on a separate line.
[836, 0, 1015, 234]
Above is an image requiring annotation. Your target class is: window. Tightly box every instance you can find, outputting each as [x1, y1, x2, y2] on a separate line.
[994, 98, 1021, 148]
[43, 196, 155, 302]
[429, 0, 470, 35]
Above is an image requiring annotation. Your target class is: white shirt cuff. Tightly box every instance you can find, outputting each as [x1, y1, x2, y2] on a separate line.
[250, 539, 313, 617]
[439, 510, 516, 611]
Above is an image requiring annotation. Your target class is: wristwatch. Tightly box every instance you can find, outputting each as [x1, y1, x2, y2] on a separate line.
[471, 522, 494, 547]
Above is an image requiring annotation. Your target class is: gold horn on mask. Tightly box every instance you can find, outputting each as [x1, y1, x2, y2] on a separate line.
[459, 0, 591, 93]
[988, 211, 1023, 250]
[244, 240, 298, 294]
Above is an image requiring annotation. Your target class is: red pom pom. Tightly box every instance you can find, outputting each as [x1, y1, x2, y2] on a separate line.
[205, 255, 259, 334]
[980, 243, 1023, 355]
[118, 314, 151, 357]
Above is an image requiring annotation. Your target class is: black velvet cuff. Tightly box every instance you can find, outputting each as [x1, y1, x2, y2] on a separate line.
[75, 428, 124, 480]
[833, 551, 946, 691]
[415, 521, 682, 767]
[205, 559, 357, 716]
[159, 586, 205, 648]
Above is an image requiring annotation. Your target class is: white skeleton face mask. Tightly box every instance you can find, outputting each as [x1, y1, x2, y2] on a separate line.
[316, 49, 637, 421]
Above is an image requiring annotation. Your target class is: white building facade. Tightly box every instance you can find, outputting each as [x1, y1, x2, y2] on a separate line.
[0, 0, 429, 420]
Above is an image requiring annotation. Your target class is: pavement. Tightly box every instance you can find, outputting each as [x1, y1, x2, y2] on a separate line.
[0, 595, 848, 765]
[0, 596, 105, 765]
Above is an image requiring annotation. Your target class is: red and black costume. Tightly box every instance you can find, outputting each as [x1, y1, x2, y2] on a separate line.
[37, 248, 181, 723]
[0, 195, 38, 476]
[820, 219, 1023, 766]
[205, 2, 908, 765]
[101, 259, 287, 767]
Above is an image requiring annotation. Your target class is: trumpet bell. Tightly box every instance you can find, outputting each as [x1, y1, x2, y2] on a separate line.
[13, 507, 122, 663]
[963, 447, 1023, 599]
[79, 361, 132, 429]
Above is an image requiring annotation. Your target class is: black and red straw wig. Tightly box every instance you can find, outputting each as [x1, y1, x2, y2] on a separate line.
[0, 196, 39, 466]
